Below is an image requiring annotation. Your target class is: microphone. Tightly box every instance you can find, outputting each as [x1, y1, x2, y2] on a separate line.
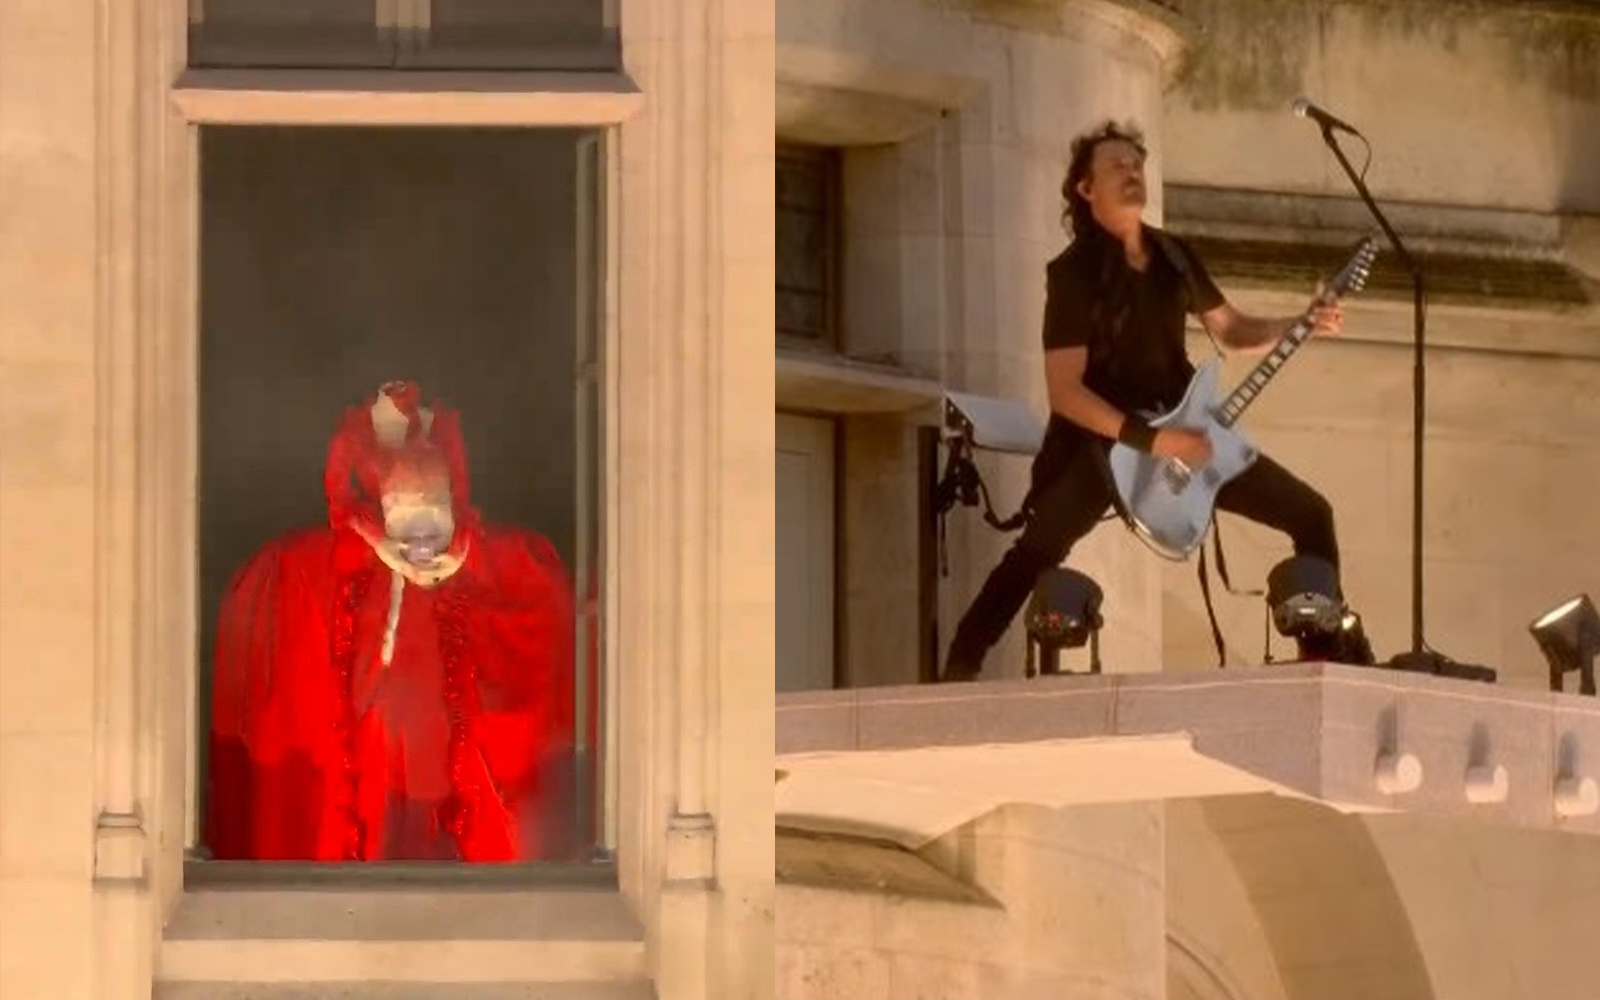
[1292, 97, 1361, 136]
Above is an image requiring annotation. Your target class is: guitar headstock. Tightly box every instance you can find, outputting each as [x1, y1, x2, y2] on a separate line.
[1327, 235, 1380, 298]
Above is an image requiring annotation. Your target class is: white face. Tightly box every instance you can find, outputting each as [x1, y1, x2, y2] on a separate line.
[381, 490, 455, 566]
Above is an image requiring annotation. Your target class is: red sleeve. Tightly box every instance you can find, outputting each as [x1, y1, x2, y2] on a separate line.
[207, 529, 344, 860]
[464, 528, 577, 847]
[212, 530, 343, 763]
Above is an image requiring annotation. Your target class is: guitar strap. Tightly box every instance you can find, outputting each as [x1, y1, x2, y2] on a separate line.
[1088, 231, 1199, 538]
[1150, 229, 1190, 279]
[1156, 230, 1264, 667]
[1197, 540, 1226, 667]
[1150, 230, 1216, 367]
[1151, 230, 1201, 307]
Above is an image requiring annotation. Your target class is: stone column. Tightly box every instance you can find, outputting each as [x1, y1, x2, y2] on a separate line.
[0, 0, 119, 995]
[933, 802, 1168, 1000]
[1, 0, 186, 992]
[620, 0, 775, 996]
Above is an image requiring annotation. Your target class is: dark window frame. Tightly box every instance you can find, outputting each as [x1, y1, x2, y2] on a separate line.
[191, 124, 609, 871]
[186, 0, 621, 72]
[776, 143, 842, 352]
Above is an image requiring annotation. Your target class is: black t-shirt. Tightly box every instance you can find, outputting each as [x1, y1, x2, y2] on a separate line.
[1031, 223, 1225, 490]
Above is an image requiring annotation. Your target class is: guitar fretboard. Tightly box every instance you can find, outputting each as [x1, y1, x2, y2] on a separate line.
[1215, 316, 1315, 429]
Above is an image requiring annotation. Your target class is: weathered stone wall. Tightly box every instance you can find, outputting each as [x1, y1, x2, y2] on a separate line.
[1168, 0, 1600, 212]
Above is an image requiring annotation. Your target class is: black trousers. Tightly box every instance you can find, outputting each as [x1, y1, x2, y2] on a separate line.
[945, 439, 1339, 674]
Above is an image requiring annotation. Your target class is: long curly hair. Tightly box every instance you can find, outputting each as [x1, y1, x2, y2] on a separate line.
[1060, 119, 1147, 236]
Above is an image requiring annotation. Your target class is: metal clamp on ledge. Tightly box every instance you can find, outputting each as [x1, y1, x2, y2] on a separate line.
[933, 392, 1047, 567]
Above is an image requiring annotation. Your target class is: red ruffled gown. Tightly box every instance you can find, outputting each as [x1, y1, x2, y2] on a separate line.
[206, 384, 575, 861]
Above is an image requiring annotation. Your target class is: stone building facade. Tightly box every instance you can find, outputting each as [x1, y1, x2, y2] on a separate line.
[0, 1, 775, 998]
[776, 2, 1600, 998]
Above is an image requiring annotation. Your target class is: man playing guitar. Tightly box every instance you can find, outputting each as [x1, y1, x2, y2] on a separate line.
[943, 119, 1371, 682]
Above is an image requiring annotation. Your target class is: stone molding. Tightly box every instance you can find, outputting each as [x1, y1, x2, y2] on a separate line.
[778, 664, 1600, 846]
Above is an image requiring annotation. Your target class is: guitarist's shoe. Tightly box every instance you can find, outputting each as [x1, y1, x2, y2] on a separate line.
[941, 659, 982, 683]
[1336, 613, 1377, 666]
[1295, 611, 1376, 666]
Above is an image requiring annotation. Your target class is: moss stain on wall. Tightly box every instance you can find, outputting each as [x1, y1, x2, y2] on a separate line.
[1175, 0, 1600, 109]
[1341, 0, 1600, 102]
[1173, 0, 1322, 111]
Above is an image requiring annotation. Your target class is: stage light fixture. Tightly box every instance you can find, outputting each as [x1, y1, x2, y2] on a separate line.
[1266, 556, 1375, 665]
[1267, 555, 1344, 638]
[1025, 568, 1103, 677]
[1529, 594, 1600, 696]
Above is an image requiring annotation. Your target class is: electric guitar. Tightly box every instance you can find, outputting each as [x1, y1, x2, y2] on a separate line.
[1107, 236, 1379, 560]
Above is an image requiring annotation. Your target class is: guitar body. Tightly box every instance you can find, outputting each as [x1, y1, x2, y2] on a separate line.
[1100, 235, 1379, 561]
[1107, 357, 1259, 560]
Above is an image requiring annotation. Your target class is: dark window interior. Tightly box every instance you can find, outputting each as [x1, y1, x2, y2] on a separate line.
[777, 144, 840, 349]
[197, 125, 600, 862]
[188, 0, 618, 70]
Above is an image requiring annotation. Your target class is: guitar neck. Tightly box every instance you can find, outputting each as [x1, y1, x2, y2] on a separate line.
[1215, 314, 1316, 429]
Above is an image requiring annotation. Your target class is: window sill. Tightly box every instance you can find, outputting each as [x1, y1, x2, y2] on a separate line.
[172, 69, 644, 126]
[776, 349, 943, 415]
[777, 827, 998, 907]
[185, 858, 619, 889]
[159, 867, 647, 989]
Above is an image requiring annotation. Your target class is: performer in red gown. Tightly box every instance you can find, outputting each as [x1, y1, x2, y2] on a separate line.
[207, 381, 575, 862]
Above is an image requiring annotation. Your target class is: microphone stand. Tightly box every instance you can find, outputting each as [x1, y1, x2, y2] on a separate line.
[1313, 121, 1495, 682]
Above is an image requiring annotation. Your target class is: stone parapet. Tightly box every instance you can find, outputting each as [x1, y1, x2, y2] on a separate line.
[778, 663, 1600, 845]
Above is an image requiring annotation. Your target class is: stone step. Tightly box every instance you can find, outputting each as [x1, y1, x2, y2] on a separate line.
[155, 985, 656, 1000]
[157, 888, 648, 986]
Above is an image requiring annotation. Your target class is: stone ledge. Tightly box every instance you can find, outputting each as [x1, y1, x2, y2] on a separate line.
[1185, 234, 1593, 310]
[172, 70, 644, 126]
[155, 986, 655, 1000]
[777, 664, 1600, 846]
[158, 888, 648, 984]
[776, 350, 944, 414]
[158, 939, 648, 985]
[1167, 184, 1569, 253]
[183, 860, 619, 888]
[775, 44, 976, 147]
[777, 827, 999, 906]
[1165, 184, 1598, 310]
[164, 888, 643, 941]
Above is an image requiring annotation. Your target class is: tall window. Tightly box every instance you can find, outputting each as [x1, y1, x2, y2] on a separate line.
[776, 413, 837, 692]
[777, 144, 841, 351]
[188, 0, 619, 70]
[197, 127, 604, 863]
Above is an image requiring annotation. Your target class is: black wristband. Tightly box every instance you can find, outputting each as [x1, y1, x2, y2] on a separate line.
[1117, 415, 1158, 452]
